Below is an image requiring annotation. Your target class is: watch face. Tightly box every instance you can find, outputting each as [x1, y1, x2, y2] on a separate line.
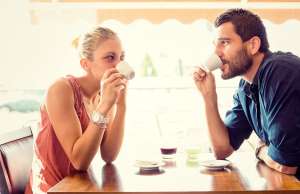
[92, 111, 100, 122]
[91, 111, 109, 125]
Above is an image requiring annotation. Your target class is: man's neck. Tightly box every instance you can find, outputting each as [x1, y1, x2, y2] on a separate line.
[242, 52, 265, 84]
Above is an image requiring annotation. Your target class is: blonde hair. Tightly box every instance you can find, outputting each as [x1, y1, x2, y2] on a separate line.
[72, 26, 117, 61]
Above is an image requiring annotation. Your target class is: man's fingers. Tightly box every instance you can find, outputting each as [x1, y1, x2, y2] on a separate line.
[193, 71, 206, 82]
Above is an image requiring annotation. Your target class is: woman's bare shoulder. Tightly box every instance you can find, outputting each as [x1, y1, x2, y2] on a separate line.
[46, 78, 74, 102]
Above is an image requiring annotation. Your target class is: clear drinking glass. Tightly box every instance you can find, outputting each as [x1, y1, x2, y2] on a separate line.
[160, 136, 178, 159]
[155, 113, 181, 159]
[184, 128, 202, 162]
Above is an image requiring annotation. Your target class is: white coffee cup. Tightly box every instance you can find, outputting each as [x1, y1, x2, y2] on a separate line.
[116, 61, 135, 80]
[200, 53, 222, 72]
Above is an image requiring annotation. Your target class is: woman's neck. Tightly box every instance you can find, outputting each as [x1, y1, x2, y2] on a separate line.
[76, 75, 100, 100]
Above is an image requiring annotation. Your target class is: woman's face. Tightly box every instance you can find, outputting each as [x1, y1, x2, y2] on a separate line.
[89, 37, 125, 80]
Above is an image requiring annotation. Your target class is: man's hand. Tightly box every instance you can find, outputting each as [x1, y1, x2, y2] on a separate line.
[193, 67, 217, 102]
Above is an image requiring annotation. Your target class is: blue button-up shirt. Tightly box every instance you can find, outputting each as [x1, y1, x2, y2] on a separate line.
[224, 51, 300, 167]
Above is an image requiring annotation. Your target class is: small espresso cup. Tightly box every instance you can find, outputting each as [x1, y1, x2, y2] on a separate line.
[116, 61, 135, 80]
[200, 53, 222, 72]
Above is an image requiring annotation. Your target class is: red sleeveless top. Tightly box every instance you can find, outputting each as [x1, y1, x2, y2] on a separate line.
[26, 76, 90, 194]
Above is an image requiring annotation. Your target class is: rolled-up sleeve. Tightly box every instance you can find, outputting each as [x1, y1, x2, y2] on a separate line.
[224, 91, 253, 150]
[268, 144, 300, 166]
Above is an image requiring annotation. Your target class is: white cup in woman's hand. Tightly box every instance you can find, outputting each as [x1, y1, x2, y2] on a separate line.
[116, 61, 135, 80]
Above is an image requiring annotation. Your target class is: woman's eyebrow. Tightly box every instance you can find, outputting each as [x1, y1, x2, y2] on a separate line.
[104, 52, 115, 56]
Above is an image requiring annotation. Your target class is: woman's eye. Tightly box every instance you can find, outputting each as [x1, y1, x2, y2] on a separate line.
[105, 55, 115, 61]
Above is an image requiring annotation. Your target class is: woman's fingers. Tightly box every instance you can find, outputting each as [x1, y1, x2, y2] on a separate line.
[102, 68, 120, 80]
[105, 72, 123, 83]
[110, 77, 126, 90]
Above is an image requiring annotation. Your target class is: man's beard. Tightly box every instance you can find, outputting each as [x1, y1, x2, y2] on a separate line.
[221, 47, 253, 80]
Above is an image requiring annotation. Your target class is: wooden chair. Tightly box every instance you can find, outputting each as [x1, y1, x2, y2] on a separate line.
[0, 127, 33, 194]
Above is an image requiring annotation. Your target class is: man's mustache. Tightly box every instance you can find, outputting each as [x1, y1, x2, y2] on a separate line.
[221, 59, 229, 65]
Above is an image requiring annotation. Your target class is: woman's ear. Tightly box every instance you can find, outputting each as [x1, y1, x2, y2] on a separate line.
[80, 58, 90, 71]
[248, 36, 261, 55]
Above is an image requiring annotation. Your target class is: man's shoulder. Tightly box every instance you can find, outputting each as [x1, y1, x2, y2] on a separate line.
[264, 51, 300, 67]
[260, 51, 300, 77]
[256, 51, 300, 92]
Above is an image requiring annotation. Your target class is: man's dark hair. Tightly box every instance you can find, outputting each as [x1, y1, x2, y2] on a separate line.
[214, 8, 269, 52]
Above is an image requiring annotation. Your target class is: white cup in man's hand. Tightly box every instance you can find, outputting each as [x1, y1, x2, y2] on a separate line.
[200, 53, 222, 72]
[116, 61, 135, 80]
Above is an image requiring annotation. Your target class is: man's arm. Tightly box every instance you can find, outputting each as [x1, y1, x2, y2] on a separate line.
[193, 68, 234, 159]
[257, 145, 298, 175]
[204, 98, 234, 159]
[248, 137, 297, 175]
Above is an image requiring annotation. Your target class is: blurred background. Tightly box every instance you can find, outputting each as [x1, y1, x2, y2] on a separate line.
[1, 0, 300, 155]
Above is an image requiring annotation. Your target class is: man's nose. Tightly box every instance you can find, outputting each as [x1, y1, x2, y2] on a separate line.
[214, 46, 223, 59]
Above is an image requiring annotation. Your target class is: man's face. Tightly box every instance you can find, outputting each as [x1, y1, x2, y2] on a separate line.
[214, 22, 253, 79]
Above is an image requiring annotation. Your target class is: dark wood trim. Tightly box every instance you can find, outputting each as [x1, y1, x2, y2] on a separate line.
[0, 127, 32, 146]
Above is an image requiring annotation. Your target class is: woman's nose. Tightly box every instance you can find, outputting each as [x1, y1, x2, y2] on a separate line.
[113, 60, 121, 68]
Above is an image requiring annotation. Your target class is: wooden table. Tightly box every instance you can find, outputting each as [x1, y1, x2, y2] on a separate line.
[48, 152, 300, 194]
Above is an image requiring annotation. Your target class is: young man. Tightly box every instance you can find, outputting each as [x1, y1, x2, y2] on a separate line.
[193, 8, 300, 175]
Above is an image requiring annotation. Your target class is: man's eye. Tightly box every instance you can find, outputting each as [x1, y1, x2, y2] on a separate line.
[221, 40, 230, 46]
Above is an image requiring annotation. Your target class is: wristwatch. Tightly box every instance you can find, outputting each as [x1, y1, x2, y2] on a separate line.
[91, 111, 109, 128]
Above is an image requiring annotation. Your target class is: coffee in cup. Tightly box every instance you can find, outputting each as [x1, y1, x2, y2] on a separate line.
[116, 61, 135, 80]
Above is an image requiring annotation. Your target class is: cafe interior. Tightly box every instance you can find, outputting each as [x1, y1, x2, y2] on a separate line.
[1, 0, 300, 193]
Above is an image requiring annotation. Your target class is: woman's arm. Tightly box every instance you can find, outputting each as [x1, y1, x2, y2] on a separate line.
[100, 104, 126, 163]
[46, 79, 106, 171]
[100, 80, 127, 163]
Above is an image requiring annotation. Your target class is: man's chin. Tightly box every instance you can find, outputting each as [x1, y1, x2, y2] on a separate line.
[221, 72, 233, 80]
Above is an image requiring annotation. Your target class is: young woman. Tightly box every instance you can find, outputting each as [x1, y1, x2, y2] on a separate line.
[26, 26, 128, 194]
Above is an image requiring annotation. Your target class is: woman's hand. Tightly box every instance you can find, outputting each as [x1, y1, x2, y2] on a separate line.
[97, 68, 126, 114]
[115, 79, 128, 107]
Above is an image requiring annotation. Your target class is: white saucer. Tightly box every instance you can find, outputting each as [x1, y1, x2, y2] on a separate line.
[199, 160, 231, 170]
[134, 160, 164, 171]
